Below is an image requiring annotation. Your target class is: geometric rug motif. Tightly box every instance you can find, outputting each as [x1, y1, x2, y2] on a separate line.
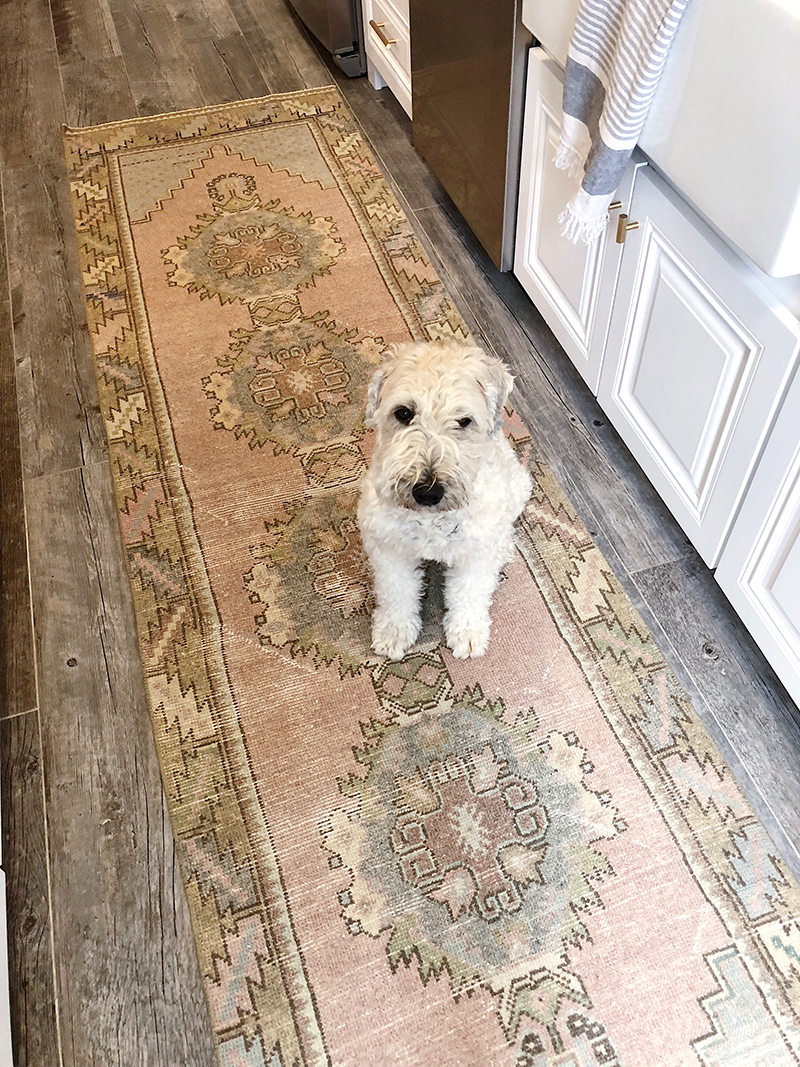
[65, 87, 800, 1067]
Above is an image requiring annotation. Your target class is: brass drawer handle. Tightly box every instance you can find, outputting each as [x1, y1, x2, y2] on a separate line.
[616, 213, 640, 244]
[369, 19, 397, 47]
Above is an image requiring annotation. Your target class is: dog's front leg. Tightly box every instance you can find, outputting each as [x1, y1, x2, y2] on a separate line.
[443, 555, 503, 659]
[368, 550, 424, 660]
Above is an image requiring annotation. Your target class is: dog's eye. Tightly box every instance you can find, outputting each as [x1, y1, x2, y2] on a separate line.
[457, 417, 473, 429]
[394, 406, 414, 424]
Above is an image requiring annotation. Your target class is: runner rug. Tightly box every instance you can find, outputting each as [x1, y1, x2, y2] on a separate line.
[64, 87, 800, 1067]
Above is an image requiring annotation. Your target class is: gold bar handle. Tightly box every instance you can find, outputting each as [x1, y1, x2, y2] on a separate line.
[369, 19, 396, 47]
[609, 201, 623, 211]
[615, 213, 640, 244]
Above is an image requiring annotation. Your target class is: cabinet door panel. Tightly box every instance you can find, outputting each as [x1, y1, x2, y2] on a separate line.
[599, 167, 800, 566]
[717, 367, 800, 709]
[514, 48, 635, 391]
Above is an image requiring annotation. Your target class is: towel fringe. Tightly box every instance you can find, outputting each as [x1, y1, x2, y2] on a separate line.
[558, 206, 608, 245]
[554, 142, 584, 179]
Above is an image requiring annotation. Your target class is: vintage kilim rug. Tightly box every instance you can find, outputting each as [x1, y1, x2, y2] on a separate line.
[65, 87, 800, 1067]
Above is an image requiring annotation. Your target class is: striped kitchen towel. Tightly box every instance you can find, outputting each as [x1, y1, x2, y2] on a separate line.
[556, 0, 690, 243]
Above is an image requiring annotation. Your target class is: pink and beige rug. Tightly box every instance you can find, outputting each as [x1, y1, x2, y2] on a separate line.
[65, 87, 800, 1067]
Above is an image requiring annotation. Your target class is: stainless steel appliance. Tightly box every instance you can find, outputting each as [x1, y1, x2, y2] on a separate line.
[286, 0, 367, 76]
[410, 0, 531, 271]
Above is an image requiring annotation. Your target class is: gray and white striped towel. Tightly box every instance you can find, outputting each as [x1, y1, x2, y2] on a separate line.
[556, 0, 691, 243]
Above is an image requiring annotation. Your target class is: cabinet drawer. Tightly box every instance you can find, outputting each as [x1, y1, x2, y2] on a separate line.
[365, 0, 411, 78]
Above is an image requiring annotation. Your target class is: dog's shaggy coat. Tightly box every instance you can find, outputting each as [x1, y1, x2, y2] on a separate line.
[358, 341, 532, 659]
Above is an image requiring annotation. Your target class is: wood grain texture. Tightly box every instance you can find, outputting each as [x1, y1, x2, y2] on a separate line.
[26, 463, 216, 1066]
[3, 155, 107, 481]
[185, 33, 271, 104]
[0, 176, 36, 720]
[50, 0, 123, 61]
[229, 0, 332, 93]
[632, 556, 800, 873]
[60, 56, 137, 128]
[1, 712, 60, 1067]
[106, 0, 203, 114]
[0, 0, 64, 171]
[0, 0, 109, 481]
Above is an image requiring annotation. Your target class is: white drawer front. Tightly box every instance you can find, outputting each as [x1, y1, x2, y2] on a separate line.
[385, 0, 408, 19]
[365, 0, 411, 78]
[363, 0, 412, 115]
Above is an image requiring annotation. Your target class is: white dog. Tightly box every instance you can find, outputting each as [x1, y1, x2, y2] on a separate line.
[358, 340, 532, 660]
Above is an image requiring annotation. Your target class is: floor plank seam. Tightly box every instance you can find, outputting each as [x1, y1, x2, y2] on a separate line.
[33, 702, 64, 1067]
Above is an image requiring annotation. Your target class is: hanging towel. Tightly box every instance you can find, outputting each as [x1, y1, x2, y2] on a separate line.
[556, 0, 691, 243]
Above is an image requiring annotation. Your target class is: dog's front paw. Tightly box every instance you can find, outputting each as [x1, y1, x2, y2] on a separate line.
[444, 613, 490, 659]
[372, 613, 420, 661]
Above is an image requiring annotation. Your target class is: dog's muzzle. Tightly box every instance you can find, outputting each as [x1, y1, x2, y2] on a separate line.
[412, 474, 445, 508]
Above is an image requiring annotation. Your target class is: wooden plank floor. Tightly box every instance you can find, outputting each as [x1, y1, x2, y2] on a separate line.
[1, 0, 798, 1063]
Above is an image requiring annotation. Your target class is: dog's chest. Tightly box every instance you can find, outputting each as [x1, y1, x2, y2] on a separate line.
[388, 509, 466, 560]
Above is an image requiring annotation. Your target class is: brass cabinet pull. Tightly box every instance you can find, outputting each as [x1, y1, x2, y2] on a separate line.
[369, 19, 396, 47]
[609, 201, 623, 211]
[616, 213, 640, 244]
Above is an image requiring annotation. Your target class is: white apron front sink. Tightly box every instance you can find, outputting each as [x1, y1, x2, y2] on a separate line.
[522, 0, 800, 278]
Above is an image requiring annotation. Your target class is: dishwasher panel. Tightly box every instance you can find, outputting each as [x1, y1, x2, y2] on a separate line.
[410, 0, 530, 270]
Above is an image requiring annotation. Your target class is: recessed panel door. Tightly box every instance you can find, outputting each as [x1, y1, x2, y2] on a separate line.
[717, 365, 800, 709]
[598, 167, 800, 566]
[514, 49, 638, 392]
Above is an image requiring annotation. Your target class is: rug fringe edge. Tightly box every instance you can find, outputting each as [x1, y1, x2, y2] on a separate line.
[62, 84, 342, 138]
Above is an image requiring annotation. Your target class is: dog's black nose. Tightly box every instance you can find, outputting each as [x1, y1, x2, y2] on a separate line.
[412, 479, 445, 507]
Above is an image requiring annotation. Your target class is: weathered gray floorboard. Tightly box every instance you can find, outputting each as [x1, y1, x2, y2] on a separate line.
[0, 174, 36, 720]
[61, 57, 138, 129]
[0, 0, 109, 482]
[106, 0, 204, 115]
[1, 711, 60, 1067]
[231, 0, 332, 93]
[49, 0, 124, 61]
[632, 557, 800, 874]
[26, 462, 216, 1066]
[181, 34, 264, 104]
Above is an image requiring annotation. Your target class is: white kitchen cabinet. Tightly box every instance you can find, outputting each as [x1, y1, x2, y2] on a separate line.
[514, 48, 642, 392]
[716, 366, 800, 709]
[513, 20, 800, 700]
[362, 0, 412, 117]
[597, 166, 800, 567]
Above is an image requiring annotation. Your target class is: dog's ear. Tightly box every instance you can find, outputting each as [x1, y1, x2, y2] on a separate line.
[366, 345, 404, 425]
[477, 351, 514, 436]
[365, 366, 386, 426]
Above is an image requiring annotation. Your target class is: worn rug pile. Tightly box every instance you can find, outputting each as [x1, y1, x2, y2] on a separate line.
[65, 87, 800, 1067]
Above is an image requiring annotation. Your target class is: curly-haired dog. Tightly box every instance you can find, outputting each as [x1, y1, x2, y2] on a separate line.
[358, 340, 532, 659]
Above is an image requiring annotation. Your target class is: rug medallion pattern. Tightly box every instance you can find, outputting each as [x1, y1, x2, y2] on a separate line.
[66, 88, 800, 1066]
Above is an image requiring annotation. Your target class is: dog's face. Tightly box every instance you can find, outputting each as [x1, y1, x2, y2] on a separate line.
[364, 341, 514, 512]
